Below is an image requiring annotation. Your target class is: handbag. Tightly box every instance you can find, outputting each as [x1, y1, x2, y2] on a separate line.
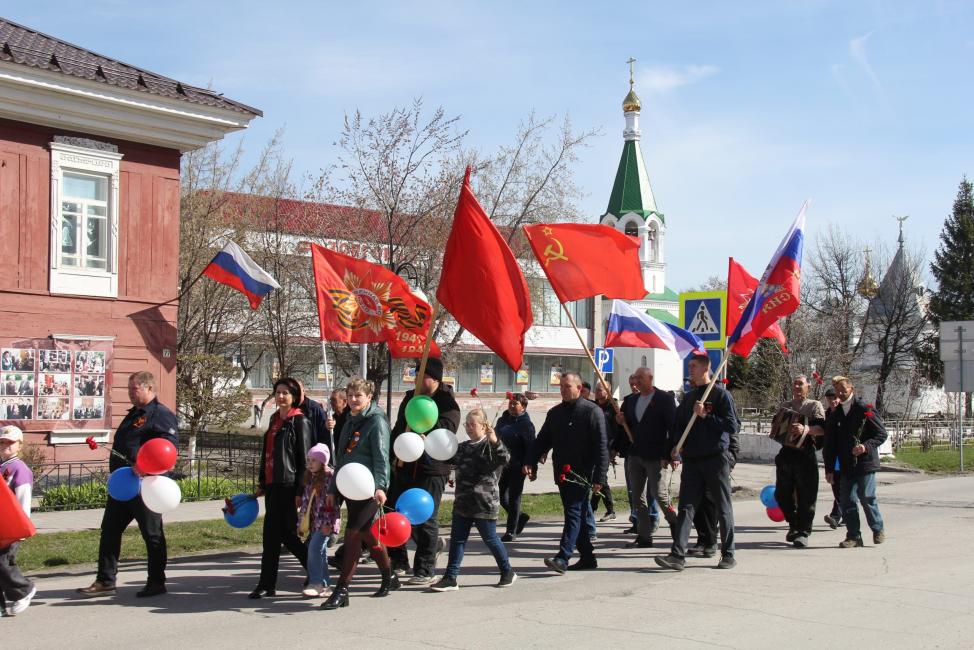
[298, 486, 317, 537]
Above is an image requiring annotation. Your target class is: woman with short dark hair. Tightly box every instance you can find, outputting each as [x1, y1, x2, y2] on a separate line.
[249, 377, 315, 599]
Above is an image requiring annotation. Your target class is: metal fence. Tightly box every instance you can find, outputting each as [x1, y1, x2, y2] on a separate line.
[32, 431, 263, 512]
[738, 417, 969, 451]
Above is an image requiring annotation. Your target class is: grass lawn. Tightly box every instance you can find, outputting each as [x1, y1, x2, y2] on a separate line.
[889, 444, 974, 473]
[19, 492, 570, 575]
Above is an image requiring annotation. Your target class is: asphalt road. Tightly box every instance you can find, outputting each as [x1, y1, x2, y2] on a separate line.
[9, 471, 973, 648]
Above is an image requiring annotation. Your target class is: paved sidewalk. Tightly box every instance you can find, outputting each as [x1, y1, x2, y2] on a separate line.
[31, 461, 925, 533]
[11, 474, 973, 648]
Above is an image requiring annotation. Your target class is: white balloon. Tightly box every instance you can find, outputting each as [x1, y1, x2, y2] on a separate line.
[336, 462, 376, 501]
[394, 431, 425, 463]
[424, 428, 459, 461]
[140, 475, 182, 514]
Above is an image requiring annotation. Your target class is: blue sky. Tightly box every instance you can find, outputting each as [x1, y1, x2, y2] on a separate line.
[6, 1, 972, 291]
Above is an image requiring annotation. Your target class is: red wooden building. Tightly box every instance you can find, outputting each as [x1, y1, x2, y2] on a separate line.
[0, 18, 261, 460]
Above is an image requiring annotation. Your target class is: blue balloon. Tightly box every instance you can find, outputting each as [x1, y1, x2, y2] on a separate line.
[396, 487, 434, 525]
[107, 467, 141, 501]
[224, 493, 259, 529]
[759, 484, 778, 509]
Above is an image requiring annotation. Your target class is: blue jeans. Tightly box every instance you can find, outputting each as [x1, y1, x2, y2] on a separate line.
[445, 515, 512, 579]
[839, 472, 884, 539]
[558, 483, 595, 561]
[306, 530, 332, 588]
[585, 502, 597, 536]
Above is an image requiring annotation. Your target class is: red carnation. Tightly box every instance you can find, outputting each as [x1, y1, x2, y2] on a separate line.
[866, 403, 875, 409]
[720, 378, 729, 385]
[864, 411, 874, 418]
[470, 388, 478, 397]
[562, 464, 571, 473]
[85, 436, 98, 450]
[812, 371, 820, 379]
[506, 391, 514, 400]
[816, 378, 824, 385]
[558, 473, 567, 483]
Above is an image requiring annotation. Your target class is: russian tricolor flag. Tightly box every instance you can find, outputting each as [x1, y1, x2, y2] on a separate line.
[202, 240, 280, 310]
[727, 201, 807, 357]
[604, 300, 705, 359]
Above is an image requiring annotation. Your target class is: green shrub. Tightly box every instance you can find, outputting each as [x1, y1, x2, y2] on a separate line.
[177, 476, 255, 501]
[40, 481, 107, 510]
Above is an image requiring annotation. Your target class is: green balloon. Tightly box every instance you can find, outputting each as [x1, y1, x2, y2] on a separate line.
[405, 395, 439, 433]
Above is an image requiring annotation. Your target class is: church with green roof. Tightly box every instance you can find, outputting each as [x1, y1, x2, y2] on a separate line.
[599, 64, 680, 327]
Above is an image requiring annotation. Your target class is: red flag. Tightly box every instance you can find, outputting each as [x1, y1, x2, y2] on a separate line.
[437, 168, 532, 371]
[310, 243, 440, 358]
[523, 223, 646, 303]
[726, 258, 788, 353]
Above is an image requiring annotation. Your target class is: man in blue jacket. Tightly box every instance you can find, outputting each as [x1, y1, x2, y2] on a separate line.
[616, 367, 677, 548]
[823, 376, 888, 548]
[78, 371, 178, 598]
[528, 372, 608, 573]
[656, 353, 739, 571]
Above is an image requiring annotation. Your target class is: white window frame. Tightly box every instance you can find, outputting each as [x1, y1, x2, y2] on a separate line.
[49, 142, 122, 298]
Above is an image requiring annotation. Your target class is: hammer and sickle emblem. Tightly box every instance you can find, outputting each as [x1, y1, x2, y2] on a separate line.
[542, 238, 568, 266]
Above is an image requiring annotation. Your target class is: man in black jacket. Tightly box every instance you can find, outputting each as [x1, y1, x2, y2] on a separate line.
[656, 353, 740, 571]
[527, 372, 608, 573]
[78, 371, 178, 598]
[823, 376, 888, 548]
[497, 393, 536, 541]
[590, 382, 618, 522]
[388, 357, 461, 585]
[616, 367, 677, 548]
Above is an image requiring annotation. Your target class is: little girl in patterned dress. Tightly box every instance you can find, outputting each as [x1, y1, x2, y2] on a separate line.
[298, 443, 340, 598]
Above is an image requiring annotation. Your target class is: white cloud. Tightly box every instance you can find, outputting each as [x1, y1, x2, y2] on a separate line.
[638, 64, 719, 94]
[849, 31, 883, 92]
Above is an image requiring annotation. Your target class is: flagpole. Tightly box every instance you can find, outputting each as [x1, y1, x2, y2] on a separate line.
[414, 305, 440, 396]
[159, 267, 208, 307]
[560, 303, 635, 443]
[674, 353, 731, 454]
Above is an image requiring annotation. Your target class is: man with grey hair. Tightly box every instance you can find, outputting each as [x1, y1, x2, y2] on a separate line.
[615, 367, 677, 548]
[770, 375, 827, 548]
[528, 372, 608, 573]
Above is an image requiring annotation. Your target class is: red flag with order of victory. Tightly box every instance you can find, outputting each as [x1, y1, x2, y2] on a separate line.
[726, 257, 788, 353]
[523, 223, 646, 303]
[310, 243, 440, 358]
[437, 168, 533, 371]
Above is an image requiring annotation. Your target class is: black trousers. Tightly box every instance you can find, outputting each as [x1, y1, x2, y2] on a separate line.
[774, 448, 819, 536]
[388, 472, 447, 577]
[498, 466, 527, 535]
[258, 484, 308, 589]
[829, 470, 843, 518]
[671, 453, 735, 558]
[97, 495, 167, 585]
[0, 542, 34, 605]
[694, 492, 718, 547]
[591, 483, 615, 515]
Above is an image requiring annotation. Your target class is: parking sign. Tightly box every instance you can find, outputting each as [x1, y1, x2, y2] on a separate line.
[593, 347, 614, 373]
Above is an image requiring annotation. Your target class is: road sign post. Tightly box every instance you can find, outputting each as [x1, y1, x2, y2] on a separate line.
[941, 321, 974, 472]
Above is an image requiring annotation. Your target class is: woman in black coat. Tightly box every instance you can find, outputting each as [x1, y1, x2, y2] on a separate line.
[249, 377, 315, 599]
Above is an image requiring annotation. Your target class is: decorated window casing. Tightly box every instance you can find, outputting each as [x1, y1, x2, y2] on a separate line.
[49, 142, 122, 298]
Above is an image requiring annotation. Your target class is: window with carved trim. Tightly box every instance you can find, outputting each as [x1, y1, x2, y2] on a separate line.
[49, 142, 122, 297]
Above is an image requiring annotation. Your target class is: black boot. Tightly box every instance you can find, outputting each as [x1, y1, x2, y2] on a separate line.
[321, 584, 349, 610]
[372, 572, 401, 598]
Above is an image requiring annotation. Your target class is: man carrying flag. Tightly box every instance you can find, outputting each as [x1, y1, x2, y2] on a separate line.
[202, 240, 281, 310]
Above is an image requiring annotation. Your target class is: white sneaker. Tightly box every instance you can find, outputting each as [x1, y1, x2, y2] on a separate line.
[302, 587, 321, 598]
[10, 585, 37, 615]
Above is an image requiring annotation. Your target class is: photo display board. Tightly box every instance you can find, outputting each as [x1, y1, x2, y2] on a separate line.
[0, 337, 113, 431]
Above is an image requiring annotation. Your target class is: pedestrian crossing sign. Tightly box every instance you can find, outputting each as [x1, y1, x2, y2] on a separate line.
[679, 291, 726, 348]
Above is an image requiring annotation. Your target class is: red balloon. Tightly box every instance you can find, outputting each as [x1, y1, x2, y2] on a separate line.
[370, 512, 411, 547]
[136, 438, 178, 475]
[766, 506, 786, 523]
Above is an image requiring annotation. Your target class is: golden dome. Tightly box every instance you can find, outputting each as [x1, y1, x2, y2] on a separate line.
[623, 88, 641, 112]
